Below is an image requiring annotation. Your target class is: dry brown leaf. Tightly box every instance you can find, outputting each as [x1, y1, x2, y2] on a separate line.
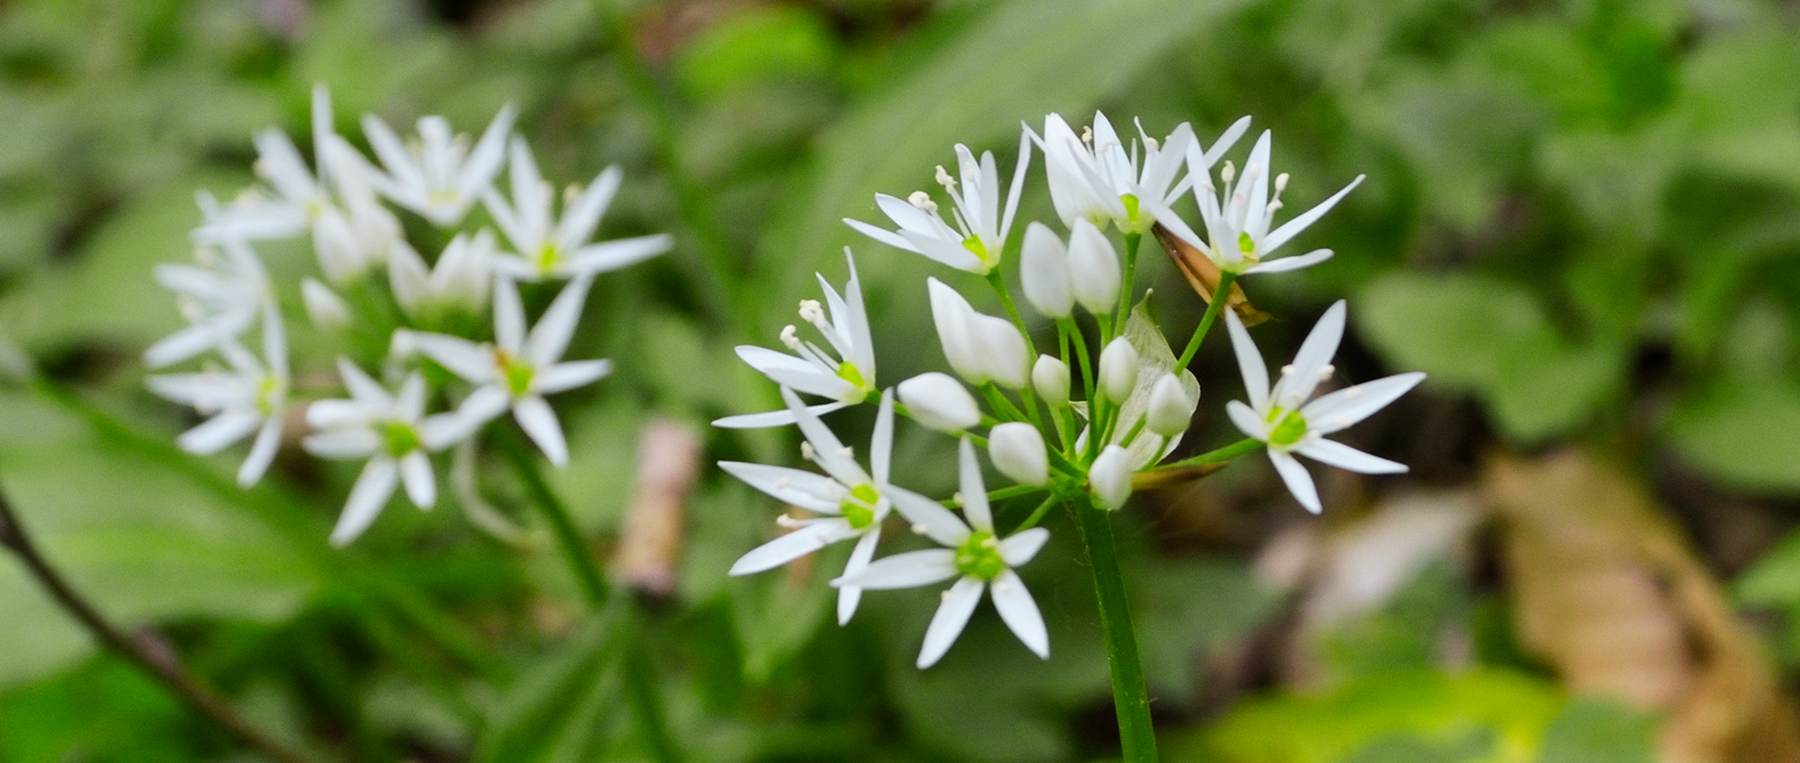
[1151, 223, 1271, 327]
[613, 418, 703, 597]
[1483, 450, 1800, 763]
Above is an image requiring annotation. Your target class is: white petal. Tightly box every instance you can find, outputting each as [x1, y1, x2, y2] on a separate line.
[1242, 131, 1272, 239]
[1297, 438, 1408, 475]
[958, 438, 992, 533]
[841, 250, 876, 373]
[1274, 301, 1346, 409]
[784, 387, 870, 486]
[237, 417, 282, 486]
[1269, 449, 1321, 514]
[388, 241, 431, 313]
[557, 166, 622, 253]
[416, 334, 496, 384]
[179, 409, 260, 455]
[455, 103, 517, 201]
[304, 428, 380, 459]
[998, 527, 1050, 567]
[1225, 400, 1269, 441]
[872, 390, 894, 487]
[528, 275, 594, 366]
[1245, 248, 1333, 274]
[453, 385, 512, 432]
[396, 372, 427, 422]
[563, 234, 674, 277]
[837, 529, 882, 625]
[337, 357, 393, 411]
[332, 457, 399, 546]
[400, 450, 437, 508]
[1302, 372, 1426, 434]
[536, 360, 612, 394]
[711, 401, 851, 429]
[1225, 310, 1270, 411]
[718, 461, 843, 514]
[1262, 175, 1365, 255]
[418, 411, 476, 451]
[493, 276, 526, 353]
[918, 577, 984, 669]
[513, 395, 568, 467]
[887, 487, 972, 548]
[843, 217, 917, 253]
[730, 520, 855, 576]
[990, 569, 1048, 659]
[837, 549, 958, 590]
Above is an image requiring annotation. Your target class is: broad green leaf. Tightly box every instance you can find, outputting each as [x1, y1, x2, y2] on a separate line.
[674, 5, 837, 99]
[1535, 699, 1657, 763]
[1668, 380, 1800, 493]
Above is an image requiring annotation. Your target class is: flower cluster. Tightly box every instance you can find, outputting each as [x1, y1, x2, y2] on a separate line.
[718, 112, 1422, 667]
[146, 86, 669, 546]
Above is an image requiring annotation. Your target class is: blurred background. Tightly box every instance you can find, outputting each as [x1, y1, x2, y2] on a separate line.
[2, 0, 1800, 761]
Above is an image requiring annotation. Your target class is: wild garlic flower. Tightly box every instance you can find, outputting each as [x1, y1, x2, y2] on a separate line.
[484, 138, 674, 281]
[361, 106, 516, 227]
[836, 439, 1050, 669]
[304, 360, 468, 546]
[146, 304, 289, 487]
[388, 230, 495, 323]
[715, 252, 876, 429]
[1224, 301, 1424, 512]
[192, 85, 336, 244]
[145, 239, 272, 369]
[1177, 130, 1364, 276]
[725, 388, 939, 625]
[1033, 111, 1249, 234]
[844, 133, 1031, 275]
[415, 275, 610, 468]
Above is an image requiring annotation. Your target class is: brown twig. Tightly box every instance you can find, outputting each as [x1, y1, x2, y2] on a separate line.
[0, 483, 325, 763]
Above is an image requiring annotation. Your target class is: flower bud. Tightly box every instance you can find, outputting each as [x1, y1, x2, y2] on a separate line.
[1098, 337, 1139, 402]
[1146, 373, 1196, 437]
[1089, 444, 1132, 510]
[1067, 218, 1120, 315]
[971, 313, 1030, 389]
[988, 422, 1049, 486]
[301, 277, 351, 330]
[1033, 355, 1070, 407]
[927, 278, 988, 385]
[897, 372, 981, 432]
[1020, 222, 1073, 318]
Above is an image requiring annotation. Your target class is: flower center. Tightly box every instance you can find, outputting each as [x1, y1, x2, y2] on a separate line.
[1121, 193, 1141, 224]
[836, 361, 867, 390]
[427, 188, 459, 207]
[962, 235, 992, 266]
[497, 351, 535, 397]
[839, 483, 881, 529]
[535, 241, 560, 273]
[382, 420, 422, 458]
[1266, 407, 1309, 447]
[255, 374, 281, 416]
[1238, 231, 1256, 254]
[954, 531, 1005, 580]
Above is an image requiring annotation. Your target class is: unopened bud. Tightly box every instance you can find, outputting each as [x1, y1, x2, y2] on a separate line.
[927, 278, 988, 385]
[301, 277, 351, 330]
[1067, 218, 1120, 315]
[1098, 337, 1139, 403]
[897, 372, 981, 432]
[988, 423, 1049, 487]
[1032, 356, 1070, 407]
[970, 314, 1029, 390]
[1089, 445, 1132, 510]
[1020, 222, 1073, 318]
[1146, 373, 1197, 438]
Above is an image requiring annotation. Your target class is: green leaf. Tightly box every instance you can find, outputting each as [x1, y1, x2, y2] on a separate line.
[469, 610, 628, 763]
[1668, 379, 1800, 493]
[674, 5, 838, 99]
[1133, 556, 1284, 703]
[1535, 699, 1657, 763]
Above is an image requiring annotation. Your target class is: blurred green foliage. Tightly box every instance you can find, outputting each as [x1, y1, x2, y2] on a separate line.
[0, 0, 1797, 761]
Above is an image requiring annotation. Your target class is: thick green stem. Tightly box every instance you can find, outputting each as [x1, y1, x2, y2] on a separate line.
[1114, 232, 1142, 329]
[1075, 498, 1158, 762]
[1176, 271, 1237, 371]
[1160, 437, 1262, 470]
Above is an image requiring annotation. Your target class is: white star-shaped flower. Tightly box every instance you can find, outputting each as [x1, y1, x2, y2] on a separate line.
[1031, 111, 1249, 235]
[724, 387, 931, 625]
[304, 359, 468, 546]
[1223, 301, 1424, 513]
[145, 303, 290, 487]
[843, 133, 1030, 275]
[388, 229, 496, 322]
[414, 274, 610, 467]
[192, 84, 337, 245]
[835, 438, 1051, 669]
[361, 105, 516, 227]
[1176, 130, 1364, 276]
[484, 137, 674, 281]
[145, 239, 272, 368]
[714, 251, 876, 429]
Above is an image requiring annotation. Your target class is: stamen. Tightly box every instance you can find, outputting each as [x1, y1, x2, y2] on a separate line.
[1318, 364, 1335, 380]
[1280, 364, 1296, 376]
[1344, 387, 1363, 400]
[952, 492, 963, 505]
[779, 325, 800, 349]
[1080, 125, 1094, 144]
[837, 446, 854, 459]
[798, 299, 824, 324]
[1275, 172, 1290, 193]
[1220, 161, 1236, 185]
[935, 165, 956, 190]
[941, 590, 954, 601]
[776, 515, 801, 528]
[908, 191, 938, 213]
[994, 580, 1012, 593]
[800, 442, 816, 460]
[774, 477, 791, 490]
[912, 523, 929, 535]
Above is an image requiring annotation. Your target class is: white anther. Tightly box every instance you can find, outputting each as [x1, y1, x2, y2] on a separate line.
[1345, 387, 1363, 400]
[1266, 200, 1284, 215]
[838, 446, 853, 459]
[1318, 364, 1335, 381]
[935, 165, 956, 189]
[776, 515, 801, 528]
[800, 442, 816, 460]
[908, 191, 938, 213]
[779, 324, 800, 349]
[994, 580, 1012, 593]
[1275, 172, 1290, 192]
[774, 477, 791, 490]
[1144, 136, 1159, 151]
[797, 299, 824, 324]
[1280, 364, 1296, 376]
[912, 523, 929, 535]
[951, 492, 964, 505]
[1335, 416, 1351, 428]
[1080, 125, 1094, 144]
[941, 590, 954, 602]
[1220, 161, 1236, 184]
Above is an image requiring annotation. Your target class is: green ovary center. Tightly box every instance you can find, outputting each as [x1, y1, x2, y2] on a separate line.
[962, 236, 993, 266]
[840, 483, 881, 529]
[382, 421, 422, 457]
[1238, 231, 1256, 254]
[535, 242, 560, 272]
[954, 531, 1005, 580]
[1266, 407, 1309, 447]
[836, 361, 867, 390]
[1121, 194, 1141, 224]
[255, 375, 280, 415]
[501, 355, 536, 397]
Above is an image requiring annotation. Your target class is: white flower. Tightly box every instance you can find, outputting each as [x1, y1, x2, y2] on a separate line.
[1019, 222, 1073, 318]
[896, 372, 981, 433]
[724, 388, 931, 625]
[1177, 130, 1364, 276]
[414, 275, 611, 467]
[145, 303, 290, 487]
[1088, 444, 1132, 510]
[715, 251, 877, 429]
[192, 85, 336, 244]
[389, 230, 496, 322]
[304, 359, 467, 546]
[361, 105, 516, 227]
[1224, 301, 1424, 513]
[301, 277, 351, 330]
[1098, 336, 1139, 403]
[1146, 373, 1197, 438]
[844, 133, 1031, 275]
[1067, 218, 1122, 316]
[485, 137, 674, 281]
[927, 278, 1029, 389]
[988, 423, 1048, 487]
[1032, 111, 1250, 233]
[145, 239, 272, 368]
[836, 438, 1050, 669]
[311, 135, 404, 282]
